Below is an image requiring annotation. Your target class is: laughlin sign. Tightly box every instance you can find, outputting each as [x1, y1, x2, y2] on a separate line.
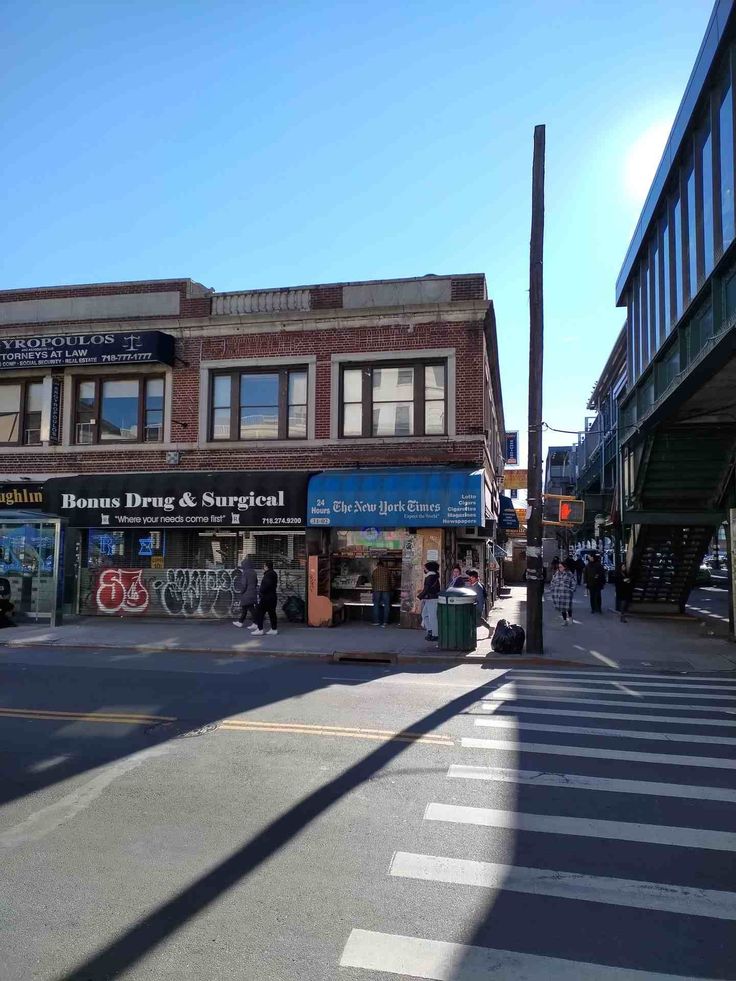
[44, 472, 308, 527]
[0, 331, 175, 369]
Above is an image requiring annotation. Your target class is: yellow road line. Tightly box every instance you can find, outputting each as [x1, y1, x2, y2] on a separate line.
[0, 708, 175, 724]
[0, 708, 453, 745]
[220, 719, 453, 745]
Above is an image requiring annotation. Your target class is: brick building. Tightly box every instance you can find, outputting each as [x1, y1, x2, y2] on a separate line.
[0, 273, 505, 626]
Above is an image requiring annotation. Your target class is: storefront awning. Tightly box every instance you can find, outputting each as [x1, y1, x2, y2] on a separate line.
[307, 468, 484, 528]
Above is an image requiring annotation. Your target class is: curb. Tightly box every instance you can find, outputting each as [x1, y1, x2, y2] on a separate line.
[0, 639, 650, 671]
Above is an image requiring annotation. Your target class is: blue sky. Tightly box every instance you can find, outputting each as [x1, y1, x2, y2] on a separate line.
[1, 1, 714, 463]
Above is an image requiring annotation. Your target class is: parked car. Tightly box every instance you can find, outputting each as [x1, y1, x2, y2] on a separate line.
[695, 565, 713, 587]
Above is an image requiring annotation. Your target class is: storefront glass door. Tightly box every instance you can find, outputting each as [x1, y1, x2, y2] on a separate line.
[0, 518, 61, 622]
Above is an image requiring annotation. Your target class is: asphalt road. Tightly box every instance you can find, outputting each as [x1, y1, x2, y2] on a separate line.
[1, 647, 735, 980]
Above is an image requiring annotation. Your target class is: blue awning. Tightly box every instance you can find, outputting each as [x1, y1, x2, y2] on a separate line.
[307, 468, 485, 528]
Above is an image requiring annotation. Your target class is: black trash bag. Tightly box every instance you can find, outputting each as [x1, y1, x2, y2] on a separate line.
[491, 618, 513, 653]
[282, 594, 305, 623]
[507, 623, 526, 653]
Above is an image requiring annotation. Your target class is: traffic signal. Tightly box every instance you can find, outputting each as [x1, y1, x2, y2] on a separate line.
[559, 499, 585, 523]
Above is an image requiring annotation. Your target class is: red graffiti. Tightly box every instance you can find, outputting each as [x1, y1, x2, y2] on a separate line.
[96, 569, 149, 614]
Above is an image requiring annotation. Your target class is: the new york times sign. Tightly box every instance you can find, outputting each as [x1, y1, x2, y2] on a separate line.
[0, 330, 175, 370]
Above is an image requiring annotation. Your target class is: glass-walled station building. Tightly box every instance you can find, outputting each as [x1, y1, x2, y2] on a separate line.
[616, 0, 736, 612]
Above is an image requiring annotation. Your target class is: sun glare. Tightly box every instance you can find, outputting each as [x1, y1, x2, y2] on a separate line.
[623, 119, 673, 204]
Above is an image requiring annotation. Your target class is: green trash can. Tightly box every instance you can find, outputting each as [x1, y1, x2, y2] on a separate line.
[437, 587, 477, 651]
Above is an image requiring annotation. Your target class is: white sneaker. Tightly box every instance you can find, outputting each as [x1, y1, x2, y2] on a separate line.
[247, 624, 259, 631]
[232, 621, 243, 627]
[266, 629, 278, 635]
[251, 629, 264, 636]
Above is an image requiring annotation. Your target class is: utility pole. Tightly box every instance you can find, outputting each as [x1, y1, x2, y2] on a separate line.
[526, 124, 545, 654]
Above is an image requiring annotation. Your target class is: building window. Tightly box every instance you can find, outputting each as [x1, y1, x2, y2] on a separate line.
[661, 215, 672, 335]
[685, 158, 697, 301]
[640, 260, 650, 368]
[721, 82, 735, 250]
[673, 191, 684, 320]
[0, 381, 43, 445]
[209, 367, 308, 441]
[702, 120, 715, 279]
[339, 361, 447, 438]
[652, 240, 661, 351]
[74, 377, 165, 445]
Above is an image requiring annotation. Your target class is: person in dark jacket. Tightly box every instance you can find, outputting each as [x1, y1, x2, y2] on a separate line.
[251, 560, 279, 635]
[615, 562, 634, 622]
[417, 560, 440, 641]
[583, 553, 606, 614]
[233, 557, 258, 627]
[574, 555, 585, 585]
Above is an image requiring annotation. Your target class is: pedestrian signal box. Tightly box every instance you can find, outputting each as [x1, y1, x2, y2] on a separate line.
[559, 499, 585, 523]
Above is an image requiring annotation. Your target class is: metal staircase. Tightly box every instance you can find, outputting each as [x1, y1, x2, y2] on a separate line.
[627, 427, 734, 612]
[629, 525, 714, 611]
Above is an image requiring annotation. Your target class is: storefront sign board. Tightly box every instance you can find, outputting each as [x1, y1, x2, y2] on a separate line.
[307, 468, 484, 527]
[498, 495, 520, 529]
[44, 471, 308, 527]
[503, 469, 528, 490]
[0, 330, 175, 370]
[0, 483, 44, 509]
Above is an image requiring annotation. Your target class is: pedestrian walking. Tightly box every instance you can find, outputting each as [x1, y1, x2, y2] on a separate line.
[550, 560, 576, 625]
[250, 560, 279, 636]
[615, 562, 634, 622]
[448, 564, 467, 588]
[584, 553, 606, 614]
[417, 561, 440, 641]
[574, 555, 585, 585]
[371, 558, 393, 627]
[466, 570, 491, 636]
[232, 557, 258, 628]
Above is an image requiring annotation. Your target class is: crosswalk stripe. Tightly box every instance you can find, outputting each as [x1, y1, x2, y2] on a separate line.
[339, 929, 690, 979]
[483, 692, 736, 712]
[389, 851, 736, 920]
[493, 682, 736, 701]
[424, 802, 736, 851]
[447, 764, 736, 803]
[474, 716, 736, 746]
[479, 702, 736, 727]
[508, 669, 736, 686]
[461, 736, 736, 769]
[512, 678, 736, 693]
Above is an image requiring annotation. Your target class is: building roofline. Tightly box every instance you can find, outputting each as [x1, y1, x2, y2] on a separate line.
[213, 272, 487, 298]
[615, 0, 736, 304]
[0, 278, 213, 297]
[587, 324, 627, 409]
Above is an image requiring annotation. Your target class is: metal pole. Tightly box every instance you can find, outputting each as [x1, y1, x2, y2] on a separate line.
[526, 124, 546, 654]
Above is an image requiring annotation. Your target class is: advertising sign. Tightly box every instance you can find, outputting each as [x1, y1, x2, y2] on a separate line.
[504, 432, 519, 465]
[0, 330, 175, 371]
[503, 469, 528, 490]
[48, 377, 62, 444]
[498, 495, 520, 530]
[0, 483, 44, 509]
[44, 472, 308, 527]
[307, 468, 484, 528]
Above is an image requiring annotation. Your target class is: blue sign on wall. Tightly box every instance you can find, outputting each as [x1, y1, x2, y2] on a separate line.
[307, 468, 484, 528]
[504, 432, 519, 465]
[498, 495, 520, 529]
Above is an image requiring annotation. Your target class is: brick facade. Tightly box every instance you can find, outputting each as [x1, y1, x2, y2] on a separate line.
[0, 277, 504, 477]
[0, 274, 503, 480]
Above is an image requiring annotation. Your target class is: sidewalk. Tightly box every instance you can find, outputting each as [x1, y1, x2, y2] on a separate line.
[1, 585, 734, 672]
